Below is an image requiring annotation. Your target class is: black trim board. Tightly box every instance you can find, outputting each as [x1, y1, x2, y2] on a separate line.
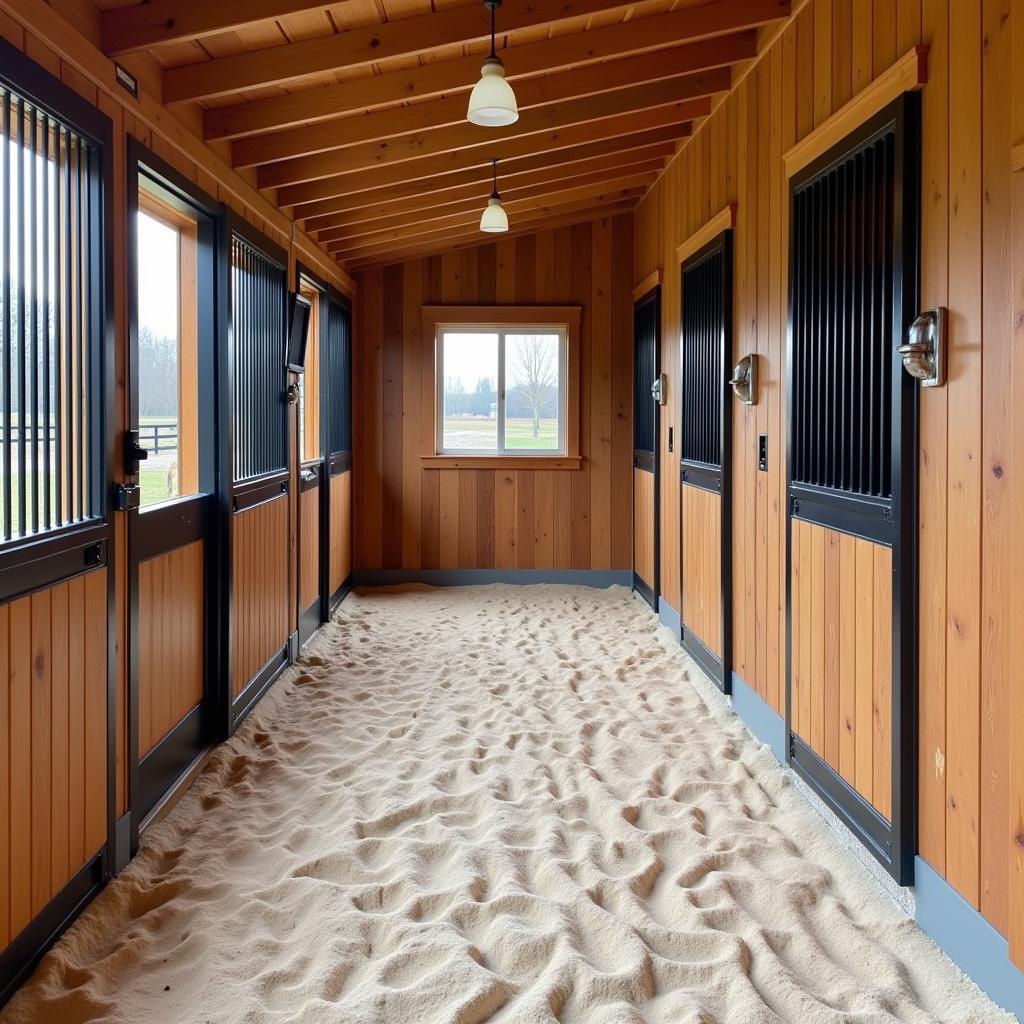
[632, 284, 661, 611]
[231, 645, 289, 730]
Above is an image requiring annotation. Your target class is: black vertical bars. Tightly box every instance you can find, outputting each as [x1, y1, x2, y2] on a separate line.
[230, 233, 287, 483]
[791, 131, 896, 503]
[680, 248, 724, 470]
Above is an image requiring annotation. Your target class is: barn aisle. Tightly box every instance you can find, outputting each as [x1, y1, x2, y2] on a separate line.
[2, 586, 1006, 1024]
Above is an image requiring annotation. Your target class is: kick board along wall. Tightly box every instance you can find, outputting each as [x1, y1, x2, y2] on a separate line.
[634, 0, 1024, 971]
[0, 0, 353, 829]
[352, 215, 634, 576]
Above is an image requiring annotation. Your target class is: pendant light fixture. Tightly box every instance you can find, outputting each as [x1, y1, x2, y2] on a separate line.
[467, 0, 519, 127]
[480, 159, 509, 233]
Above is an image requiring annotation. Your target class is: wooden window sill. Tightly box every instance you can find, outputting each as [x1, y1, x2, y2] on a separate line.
[421, 455, 582, 470]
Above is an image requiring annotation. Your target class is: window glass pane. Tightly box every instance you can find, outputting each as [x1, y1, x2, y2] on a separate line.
[504, 333, 561, 451]
[137, 197, 200, 508]
[441, 332, 498, 451]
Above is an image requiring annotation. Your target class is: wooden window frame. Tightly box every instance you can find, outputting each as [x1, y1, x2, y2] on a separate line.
[421, 305, 582, 470]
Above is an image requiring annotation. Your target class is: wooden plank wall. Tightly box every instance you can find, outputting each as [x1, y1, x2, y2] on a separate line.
[231, 497, 290, 699]
[329, 471, 352, 594]
[0, 570, 107, 950]
[635, 0, 1019, 949]
[299, 486, 320, 612]
[681, 484, 722, 657]
[633, 468, 654, 588]
[138, 542, 204, 757]
[0, 3, 353, 819]
[790, 521, 892, 820]
[352, 215, 634, 573]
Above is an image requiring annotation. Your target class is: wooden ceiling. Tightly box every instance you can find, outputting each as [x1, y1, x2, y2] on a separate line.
[95, 0, 790, 269]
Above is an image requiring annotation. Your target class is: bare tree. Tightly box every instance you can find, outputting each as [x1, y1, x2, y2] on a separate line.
[510, 336, 557, 437]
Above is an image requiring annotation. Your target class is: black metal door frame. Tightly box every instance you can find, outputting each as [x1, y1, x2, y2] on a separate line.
[125, 139, 225, 848]
[632, 284, 660, 609]
[295, 262, 328, 646]
[679, 232, 733, 693]
[0, 39, 116, 1006]
[223, 212, 291, 732]
[784, 94, 920, 885]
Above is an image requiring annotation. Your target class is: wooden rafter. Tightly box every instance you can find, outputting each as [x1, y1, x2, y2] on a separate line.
[202, 5, 776, 141]
[259, 85, 714, 189]
[329, 189, 644, 260]
[232, 51, 737, 170]
[100, 0, 333, 56]
[303, 148, 673, 232]
[162, 0, 638, 104]
[277, 115, 694, 209]
[315, 166, 660, 243]
[347, 204, 636, 270]
[235, 63, 729, 171]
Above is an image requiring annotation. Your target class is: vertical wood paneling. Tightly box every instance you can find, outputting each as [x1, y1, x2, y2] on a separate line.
[681, 485, 722, 658]
[299, 486, 320, 610]
[329, 470, 352, 594]
[635, 0, 1020, 942]
[633, 468, 654, 589]
[0, 570, 107, 953]
[353, 216, 633, 573]
[232, 496, 289, 698]
[790, 522, 892, 819]
[138, 542, 204, 756]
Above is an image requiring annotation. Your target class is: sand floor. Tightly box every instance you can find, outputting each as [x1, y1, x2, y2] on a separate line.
[2, 585, 1013, 1024]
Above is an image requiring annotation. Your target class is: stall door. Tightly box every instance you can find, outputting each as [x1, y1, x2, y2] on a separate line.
[296, 270, 326, 645]
[227, 219, 291, 728]
[325, 293, 352, 611]
[786, 94, 919, 883]
[679, 234, 732, 691]
[127, 149, 219, 835]
[0, 49, 114, 1002]
[632, 286, 659, 608]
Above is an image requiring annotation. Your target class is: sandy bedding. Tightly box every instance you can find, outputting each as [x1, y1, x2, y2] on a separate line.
[2, 584, 1012, 1024]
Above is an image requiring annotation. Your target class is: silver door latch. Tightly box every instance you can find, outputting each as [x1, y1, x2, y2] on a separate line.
[651, 373, 666, 405]
[898, 307, 945, 388]
[729, 354, 757, 405]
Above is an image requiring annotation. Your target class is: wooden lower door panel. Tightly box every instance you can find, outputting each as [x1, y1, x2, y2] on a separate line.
[0, 569, 107, 950]
[633, 467, 655, 590]
[790, 519, 892, 821]
[300, 483, 320, 612]
[682, 483, 722, 657]
[329, 470, 352, 596]
[138, 541, 205, 758]
[232, 495, 290, 698]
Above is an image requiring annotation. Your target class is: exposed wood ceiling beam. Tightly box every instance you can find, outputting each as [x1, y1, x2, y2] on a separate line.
[291, 128, 680, 220]
[304, 148, 671, 232]
[277, 114, 694, 208]
[163, 0, 638, 105]
[315, 166, 660, 243]
[235, 58, 729, 171]
[329, 188, 644, 260]
[101, 0, 332, 56]
[203, 2, 782, 141]
[346, 204, 637, 271]
[259, 82, 715, 189]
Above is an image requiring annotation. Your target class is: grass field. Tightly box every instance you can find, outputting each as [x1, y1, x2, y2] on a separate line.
[443, 416, 558, 451]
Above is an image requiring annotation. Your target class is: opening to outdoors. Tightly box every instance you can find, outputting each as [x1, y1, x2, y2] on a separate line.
[136, 186, 199, 509]
[438, 328, 564, 455]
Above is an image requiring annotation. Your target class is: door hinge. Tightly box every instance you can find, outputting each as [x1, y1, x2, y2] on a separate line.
[113, 483, 141, 511]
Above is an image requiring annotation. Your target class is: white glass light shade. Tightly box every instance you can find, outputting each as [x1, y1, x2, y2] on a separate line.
[480, 196, 509, 233]
[467, 59, 519, 127]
